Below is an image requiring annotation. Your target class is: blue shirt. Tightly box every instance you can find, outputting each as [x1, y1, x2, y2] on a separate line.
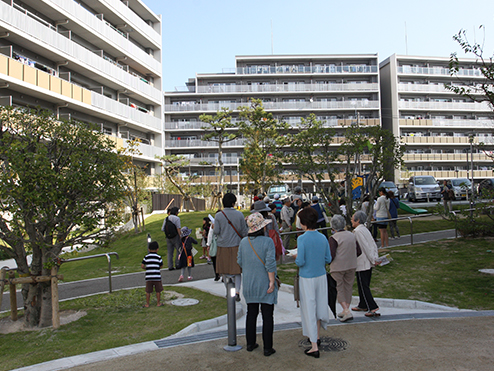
[295, 230, 332, 278]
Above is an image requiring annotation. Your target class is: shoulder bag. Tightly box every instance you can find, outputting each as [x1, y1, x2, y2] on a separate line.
[247, 237, 281, 289]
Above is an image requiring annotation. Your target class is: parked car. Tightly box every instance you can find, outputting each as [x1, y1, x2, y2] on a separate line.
[380, 181, 400, 198]
[407, 175, 441, 202]
[478, 178, 494, 197]
[450, 178, 473, 200]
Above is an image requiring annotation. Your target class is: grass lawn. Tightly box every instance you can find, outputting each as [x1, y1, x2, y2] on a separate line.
[278, 237, 494, 310]
[0, 286, 226, 371]
[58, 211, 457, 282]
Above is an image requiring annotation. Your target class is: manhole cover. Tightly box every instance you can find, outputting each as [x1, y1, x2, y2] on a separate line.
[298, 336, 348, 352]
[171, 298, 199, 306]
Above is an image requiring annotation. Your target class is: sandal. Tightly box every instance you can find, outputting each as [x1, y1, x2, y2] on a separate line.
[351, 307, 367, 312]
[365, 311, 381, 317]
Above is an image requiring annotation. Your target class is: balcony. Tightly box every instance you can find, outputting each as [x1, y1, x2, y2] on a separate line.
[403, 153, 492, 162]
[195, 82, 379, 94]
[164, 118, 380, 130]
[165, 100, 380, 113]
[0, 53, 92, 103]
[401, 136, 479, 144]
[111, 136, 162, 161]
[400, 170, 492, 180]
[165, 138, 247, 148]
[399, 119, 494, 128]
[397, 66, 482, 77]
[91, 92, 162, 132]
[398, 101, 492, 112]
[77, 0, 162, 45]
[0, 1, 161, 102]
[220, 65, 378, 75]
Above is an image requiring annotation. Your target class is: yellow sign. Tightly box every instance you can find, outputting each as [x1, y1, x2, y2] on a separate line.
[352, 177, 363, 190]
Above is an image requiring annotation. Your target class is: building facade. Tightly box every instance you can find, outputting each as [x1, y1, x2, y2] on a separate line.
[380, 54, 494, 184]
[164, 54, 381, 193]
[0, 0, 163, 174]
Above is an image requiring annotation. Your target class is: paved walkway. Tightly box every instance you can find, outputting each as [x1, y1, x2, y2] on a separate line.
[12, 276, 494, 371]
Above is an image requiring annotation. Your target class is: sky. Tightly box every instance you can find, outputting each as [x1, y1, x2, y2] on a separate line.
[143, 0, 494, 92]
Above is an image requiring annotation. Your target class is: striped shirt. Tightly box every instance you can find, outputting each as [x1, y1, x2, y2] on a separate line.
[142, 252, 163, 281]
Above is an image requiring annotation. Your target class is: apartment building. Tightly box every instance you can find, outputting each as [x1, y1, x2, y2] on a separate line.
[0, 0, 163, 174]
[164, 54, 381, 192]
[380, 54, 494, 184]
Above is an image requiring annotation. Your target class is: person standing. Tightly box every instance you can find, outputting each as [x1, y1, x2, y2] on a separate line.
[280, 198, 294, 251]
[162, 207, 181, 271]
[374, 188, 390, 248]
[351, 211, 380, 317]
[177, 226, 197, 282]
[237, 213, 278, 356]
[141, 241, 163, 307]
[441, 180, 453, 213]
[294, 207, 332, 358]
[214, 193, 248, 301]
[310, 196, 328, 239]
[329, 214, 358, 322]
[388, 191, 400, 239]
[272, 193, 283, 223]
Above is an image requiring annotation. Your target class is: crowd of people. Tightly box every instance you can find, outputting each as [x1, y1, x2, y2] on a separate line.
[142, 188, 392, 358]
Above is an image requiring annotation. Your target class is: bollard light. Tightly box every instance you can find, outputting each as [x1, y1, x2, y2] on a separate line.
[147, 233, 151, 246]
[224, 275, 242, 351]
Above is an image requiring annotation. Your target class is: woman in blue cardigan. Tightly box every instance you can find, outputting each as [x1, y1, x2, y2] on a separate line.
[294, 207, 332, 358]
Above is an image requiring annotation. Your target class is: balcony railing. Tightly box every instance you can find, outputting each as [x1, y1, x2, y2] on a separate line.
[401, 136, 479, 144]
[400, 170, 492, 180]
[165, 139, 247, 148]
[398, 66, 482, 77]
[398, 101, 492, 111]
[91, 92, 162, 132]
[165, 100, 380, 112]
[195, 82, 379, 94]
[399, 119, 494, 127]
[164, 118, 380, 130]
[403, 153, 492, 162]
[219, 65, 378, 75]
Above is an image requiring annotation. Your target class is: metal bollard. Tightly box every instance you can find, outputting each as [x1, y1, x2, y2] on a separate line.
[224, 275, 242, 351]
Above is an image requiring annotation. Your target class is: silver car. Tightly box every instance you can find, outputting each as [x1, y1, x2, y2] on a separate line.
[450, 178, 472, 200]
[380, 181, 399, 198]
[408, 175, 441, 202]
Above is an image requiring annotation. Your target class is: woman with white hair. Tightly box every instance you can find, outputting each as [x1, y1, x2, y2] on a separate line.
[329, 214, 359, 322]
[294, 207, 332, 358]
[351, 211, 380, 317]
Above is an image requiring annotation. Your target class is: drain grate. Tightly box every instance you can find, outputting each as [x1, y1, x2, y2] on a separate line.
[298, 336, 348, 352]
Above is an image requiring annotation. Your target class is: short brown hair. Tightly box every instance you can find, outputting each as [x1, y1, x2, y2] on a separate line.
[298, 207, 318, 229]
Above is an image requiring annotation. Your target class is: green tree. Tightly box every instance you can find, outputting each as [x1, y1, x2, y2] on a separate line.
[447, 26, 494, 108]
[0, 107, 126, 328]
[118, 138, 148, 233]
[289, 116, 404, 223]
[200, 108, 238, 201]
[238, 99, 289, 194]
[157, 154, 198, 211]
[287, 114, 341, 214]
[448, 26, 494, 161]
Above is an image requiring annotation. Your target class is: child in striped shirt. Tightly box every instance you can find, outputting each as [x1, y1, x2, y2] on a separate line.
[141, 241, 164, 307]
